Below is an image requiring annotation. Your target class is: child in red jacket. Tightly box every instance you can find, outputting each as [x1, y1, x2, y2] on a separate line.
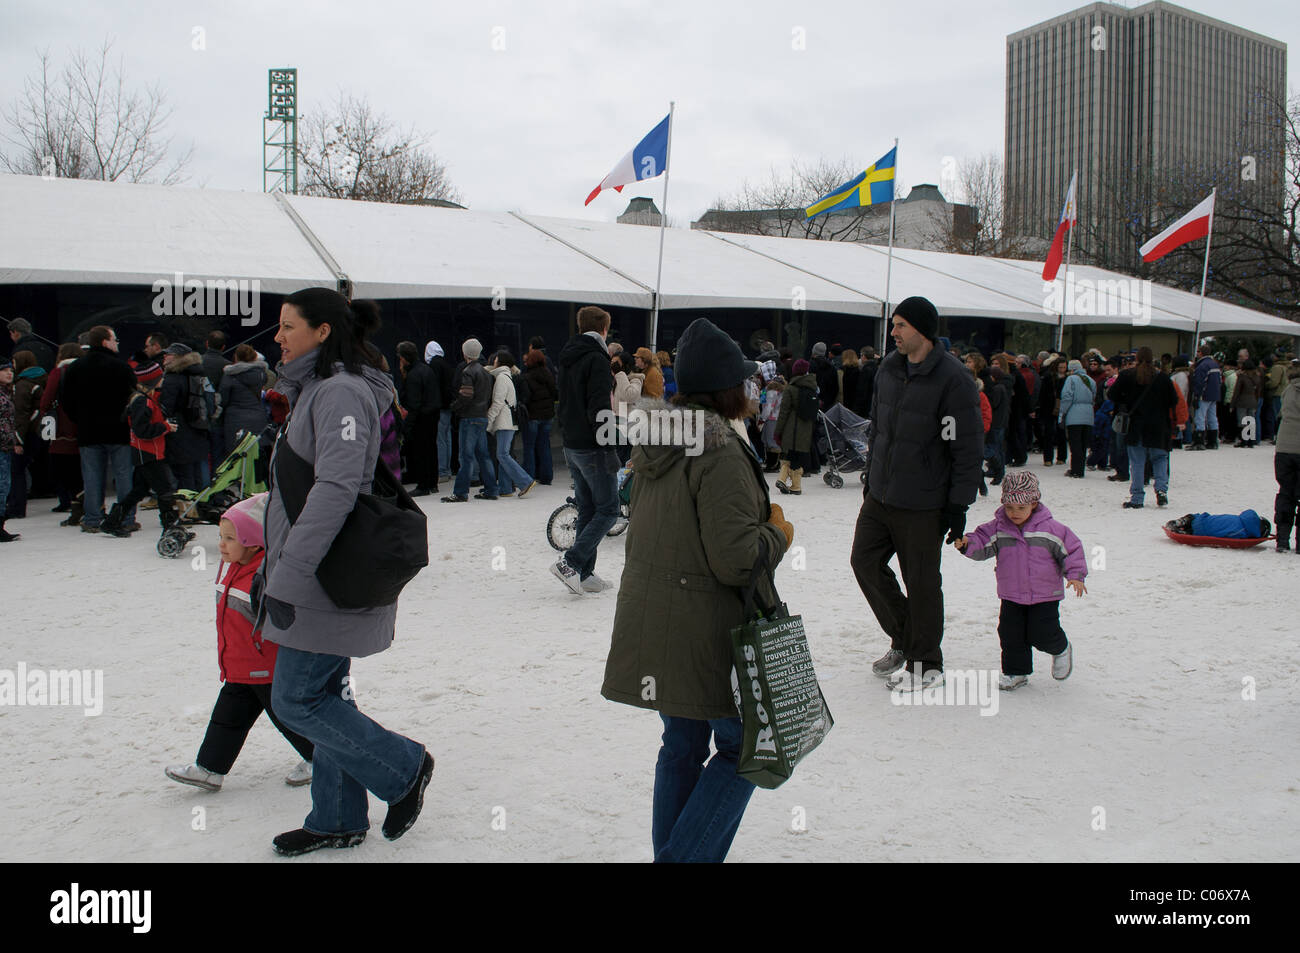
[165, 493, 314, 791]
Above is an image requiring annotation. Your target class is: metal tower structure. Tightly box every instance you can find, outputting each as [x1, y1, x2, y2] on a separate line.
[263, 68, 298, 194]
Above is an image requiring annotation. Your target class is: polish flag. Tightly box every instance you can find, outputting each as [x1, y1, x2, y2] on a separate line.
[1042, 172, 1077, 282]
[585, 114, 670, 206]
[1140, 192, 1215, 263]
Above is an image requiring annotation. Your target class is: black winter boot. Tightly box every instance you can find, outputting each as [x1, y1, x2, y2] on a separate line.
[100, 503, 131, 538]
[1206, 430, 1219, 449]
[1185, 431, 1206, 451]
[0, 520, 19, 542]
[61, 494, 83, 527]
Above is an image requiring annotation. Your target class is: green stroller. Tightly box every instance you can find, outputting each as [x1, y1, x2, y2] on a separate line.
[160, 429, 269, 557]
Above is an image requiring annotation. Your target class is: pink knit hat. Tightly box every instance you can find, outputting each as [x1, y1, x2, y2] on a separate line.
[222, 492, 267, 548]
[1001, 470, 1040, 505]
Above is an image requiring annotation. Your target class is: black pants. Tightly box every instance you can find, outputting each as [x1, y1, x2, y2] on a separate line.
[998, 600, 1068, 676]
[1066, 424, 1092, 476]
[406, 413, 439, 490]
[196, 681, 314, 776]
[851, 494, 946, 669]
[50, 452, 83, 508]
[1006, 413, 1028, 465]
[117, 459, 178, 528]
[1037, 416, 1066, 464]
[1276, 452, 1300, 539]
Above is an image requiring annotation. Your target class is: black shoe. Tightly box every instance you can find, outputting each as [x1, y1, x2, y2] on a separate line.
[272, 828, 366, 857]
[382, 751, 435, 841]
[0, 522, 18, 542]
[51, 503, 71, 513]
[440, 495, 468, 503]
[979, 483, 989, 496]
[473, 491, 498, 500]
[410, 486, 431, 498]
[470, 479, 483, 487]
[1066, 471, 1083, 478]
[1123, 501, 1144, 509]
[1107, 474, 1128, 482]
[1155, 490, 1168, 507]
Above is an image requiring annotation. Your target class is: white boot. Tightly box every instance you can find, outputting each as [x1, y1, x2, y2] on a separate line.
[166, 763, 224, 791]
[1051, 643, 1073, 680]
[284, 760, 313, 787]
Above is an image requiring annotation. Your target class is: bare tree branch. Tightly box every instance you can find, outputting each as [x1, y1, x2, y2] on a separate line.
[297, 93, 463, 206]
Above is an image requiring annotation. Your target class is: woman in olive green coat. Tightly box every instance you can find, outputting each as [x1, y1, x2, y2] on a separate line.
[774, 360, 818, 494]
[602, 318, 793, 863]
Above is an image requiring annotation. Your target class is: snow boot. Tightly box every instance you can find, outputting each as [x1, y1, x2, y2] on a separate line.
[381, 751, 435, 840]
[273, 829, 366, 857]
[100, 503, 131, 538]
[0, 520, 19, 543]
[1051, 642, 1073, 680]
[763, 451, 781, 473]
[1277, 514, 1294, 552]
[1206, 429, 1219, 449]
[1185, 430, 1206, 451]
[788, 468, 803, 495]
[61, 494, 83, 527]
[775, 460, 792, 494]
[165, 763, 224, 792]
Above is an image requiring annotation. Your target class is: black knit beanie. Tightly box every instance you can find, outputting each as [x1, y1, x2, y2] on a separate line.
[893, 296, 940, 342]
[674, 318, 759, 394]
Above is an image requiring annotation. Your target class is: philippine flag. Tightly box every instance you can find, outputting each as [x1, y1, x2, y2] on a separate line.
[1042, 172, 1077, 282]
[1139, 192, 1215, 263]
[585, 114, 671, 206]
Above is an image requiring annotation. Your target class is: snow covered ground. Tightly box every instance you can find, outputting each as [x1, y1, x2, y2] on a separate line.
[2, 444, 1296, 863]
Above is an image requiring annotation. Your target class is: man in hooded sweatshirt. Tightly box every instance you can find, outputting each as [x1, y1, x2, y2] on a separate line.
[850, 296, 983, 692]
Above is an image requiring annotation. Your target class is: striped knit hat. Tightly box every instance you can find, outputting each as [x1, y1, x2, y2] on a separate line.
[1001, 470, 1040, 505]
[133, 360, 164, 385]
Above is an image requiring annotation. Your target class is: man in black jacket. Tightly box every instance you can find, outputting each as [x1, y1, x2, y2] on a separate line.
[159, 343, 214, 491]
[551, 305, 618, 594]
[58, 325, 137, 533]
[6, 317, 55, 372]
[397, 341, 440, 495]
[851, 296, 983, 691]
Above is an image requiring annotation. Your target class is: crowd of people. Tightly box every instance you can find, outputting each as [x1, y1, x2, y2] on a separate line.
[2, 298, 1295, 867]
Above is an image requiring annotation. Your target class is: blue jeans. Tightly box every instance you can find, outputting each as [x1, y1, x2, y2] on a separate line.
[1193, 399, 1218, 432]
[271, 645, 425, 835]
[652, 715, 755, 863]
[1126, 442, 1169, 504]
[983, 426, 1005, 479]
[562, 447, 620, 579]
[437, 410, 453, 478]
[453, 418, 497, 497]
[493, 429, 533, 494]
[522, 419, 554, 484]
[79, 444, 136, 527]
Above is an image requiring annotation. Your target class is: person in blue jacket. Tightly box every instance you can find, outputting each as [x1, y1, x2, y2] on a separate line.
[1057, 360, 1097, 478]
[1166, 509, 1271, 539]
[1187, 345, 1223, 450]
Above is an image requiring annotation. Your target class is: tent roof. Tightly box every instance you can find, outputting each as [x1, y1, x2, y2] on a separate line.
[1, 173, 1295, 337]
[0, 174, 336, 292]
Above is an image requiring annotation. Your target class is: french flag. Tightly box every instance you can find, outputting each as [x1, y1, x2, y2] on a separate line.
[585, 114, 670, 206]
[1042, 172, 1077, 282]
[1140, 192, 1215, 263]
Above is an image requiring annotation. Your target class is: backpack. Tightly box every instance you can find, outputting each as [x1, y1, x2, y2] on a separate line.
[185, 373, 217, 430]
[796, 384, 819, 422]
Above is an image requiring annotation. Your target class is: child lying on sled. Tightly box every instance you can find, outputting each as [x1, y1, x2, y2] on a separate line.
[1165, 509, 1272, 539]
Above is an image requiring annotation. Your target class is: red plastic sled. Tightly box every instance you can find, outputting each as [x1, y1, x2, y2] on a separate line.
[1162, 526, 1275, 549]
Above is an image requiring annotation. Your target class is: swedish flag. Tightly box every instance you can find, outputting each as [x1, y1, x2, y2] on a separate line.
[804, 147, 897, 218]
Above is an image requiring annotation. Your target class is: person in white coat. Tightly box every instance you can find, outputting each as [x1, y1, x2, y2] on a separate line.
[486, 352, 537, 497]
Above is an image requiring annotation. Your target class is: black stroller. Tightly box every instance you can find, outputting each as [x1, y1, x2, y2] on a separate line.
[816, 404, 870, 488]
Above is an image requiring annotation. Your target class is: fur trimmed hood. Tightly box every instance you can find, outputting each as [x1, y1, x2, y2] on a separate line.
[165, 352, 203, 374]
[624, 396, 746, 480]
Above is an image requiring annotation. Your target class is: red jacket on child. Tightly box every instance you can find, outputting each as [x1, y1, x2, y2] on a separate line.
[214, 551, 277, 684]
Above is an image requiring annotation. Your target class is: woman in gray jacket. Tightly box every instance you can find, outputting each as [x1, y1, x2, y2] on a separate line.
[262, 288, 434, 857]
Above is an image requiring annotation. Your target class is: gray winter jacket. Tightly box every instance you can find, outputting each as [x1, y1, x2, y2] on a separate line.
[261, 351, 399, 658]
[219, 361, 270, 446]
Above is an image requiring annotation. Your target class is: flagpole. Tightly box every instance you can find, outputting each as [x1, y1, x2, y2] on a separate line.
[1192, 187, 1216, 352]
[650, 101, 675, 350]
[880, 137, 898, 354]
[1056, 168, 1076, 353]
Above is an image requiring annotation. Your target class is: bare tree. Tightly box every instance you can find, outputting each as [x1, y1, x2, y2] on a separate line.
[1076, 87, 1299, 320]
[1, 40, 191, 183]
[298, 94, 462, 205]
[923, 152, 1037, 258]
[705, 157, 899, 242]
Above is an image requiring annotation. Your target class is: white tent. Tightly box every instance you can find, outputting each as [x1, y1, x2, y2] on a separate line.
[0, 174, 335, 292]
[1, 173, 1295, 339]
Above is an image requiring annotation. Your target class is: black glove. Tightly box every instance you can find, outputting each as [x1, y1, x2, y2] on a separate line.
[264, 595, 296, 631]
[941, 503, 967, 544]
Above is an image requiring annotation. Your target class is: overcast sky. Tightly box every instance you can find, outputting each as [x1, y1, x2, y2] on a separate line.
[2, 0, 1295, 224]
